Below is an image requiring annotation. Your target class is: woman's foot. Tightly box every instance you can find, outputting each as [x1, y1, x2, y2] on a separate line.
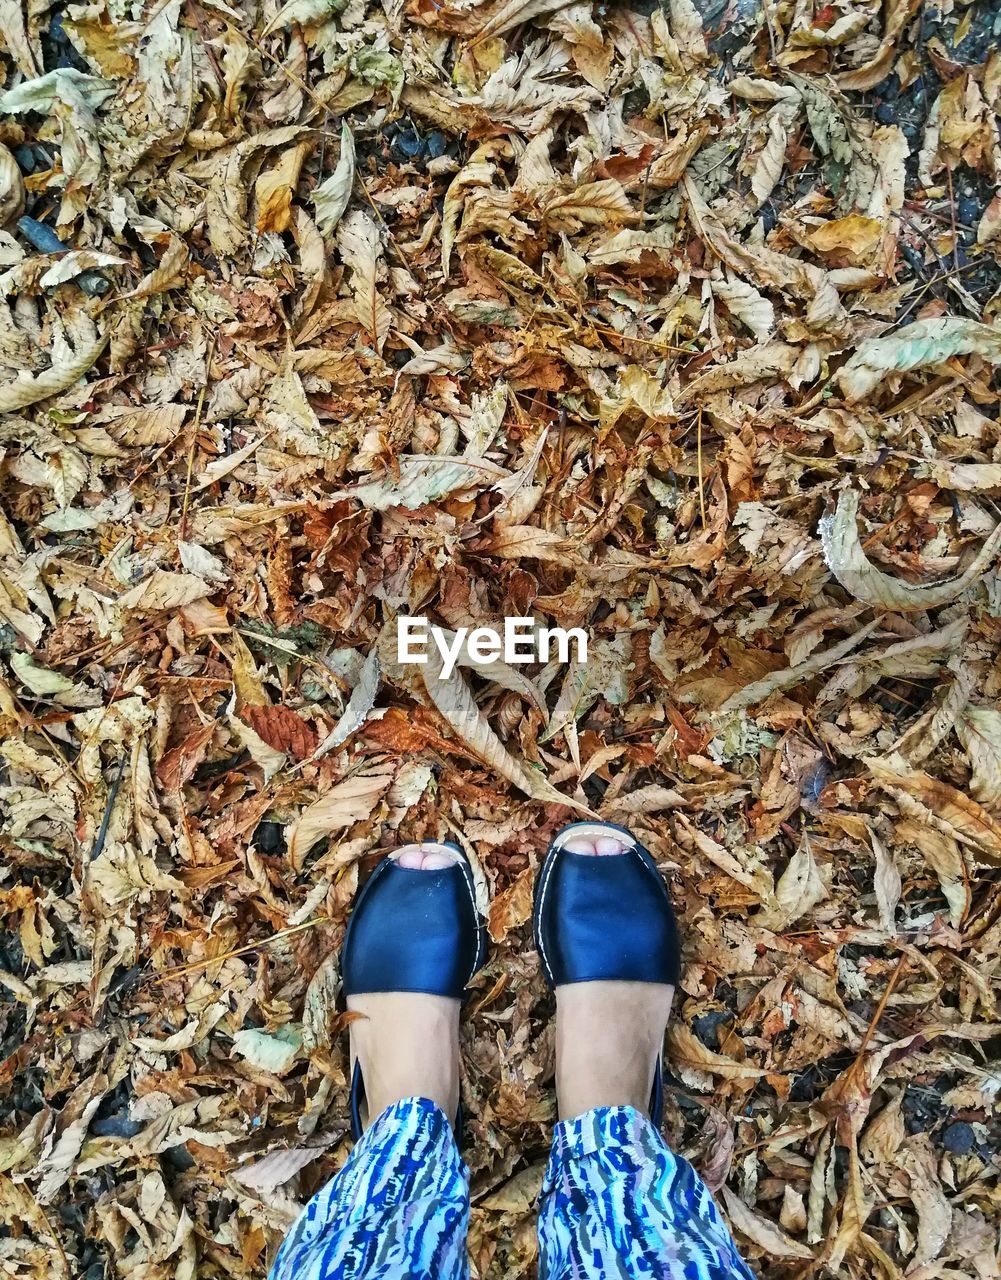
[347, 844, 463, 1128]
[553, 826, 676, 1120]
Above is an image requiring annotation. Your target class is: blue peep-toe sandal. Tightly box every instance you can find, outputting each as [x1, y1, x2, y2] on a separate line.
[341, 842, 487, 1140]
[533, 820, 682, 1126]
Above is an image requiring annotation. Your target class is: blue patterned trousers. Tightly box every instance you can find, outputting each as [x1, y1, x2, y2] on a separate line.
[269, 1098, 755, 1280]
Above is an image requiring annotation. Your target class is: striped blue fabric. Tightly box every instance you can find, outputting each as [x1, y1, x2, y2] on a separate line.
[270, 1099, 754, 1280]
[269, 1098, 469, 1280]
[539, 1107, 757, 1280]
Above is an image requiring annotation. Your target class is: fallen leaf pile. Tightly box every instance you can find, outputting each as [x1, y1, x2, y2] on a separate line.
[2, 0, 1001, 1276]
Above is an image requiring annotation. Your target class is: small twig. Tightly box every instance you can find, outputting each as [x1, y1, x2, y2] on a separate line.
[4, 685, 89, 785]
[53, 660, 137, 793]
[874, 684, 921, 710]
[185, 0, 225, 89]
[619, 8, 650, 57]
[566, 320, 695, 356]
[24, 1189, 71, 1280]
[65, 624, 157, 669]
[899, 209, 981, 318]
[638, 151, 654, 221]
[90, 755, 128, 862]
[845, 952, 907, 1077]
[895, 258, 983, 325]
[862, 509, 911, 549]
[317, 107, 330, 176]
[945, 164, 959, 273]
[128, 427, 192, 491]
[178, 333, 216, 541]
[151, 916, 330, 984]
[762, 0, 779, 61]
[903, 200, 975, 232]
[696, 404, 707, 530]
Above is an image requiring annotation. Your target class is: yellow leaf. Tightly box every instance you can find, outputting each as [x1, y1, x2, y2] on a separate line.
[808, 213, 882, 258]
[255, 143, 307, 234]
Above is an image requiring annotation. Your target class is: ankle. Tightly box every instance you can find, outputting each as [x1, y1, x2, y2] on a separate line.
[363, 1040, 459, 1121]
[364, 1073, 458, 1124]
[553, 981, 674, 1122]
[556, 1025, 658, 1119]
[349, 994, 460, 1127]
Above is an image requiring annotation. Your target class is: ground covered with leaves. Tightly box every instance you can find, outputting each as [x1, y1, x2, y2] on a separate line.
[2, 0, 1001, 1275]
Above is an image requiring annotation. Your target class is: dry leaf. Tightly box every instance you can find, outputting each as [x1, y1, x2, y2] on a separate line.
[302, 948, 344, 1051]
[837, 317, 1001, 402]
[286, 764, 397, 869]
[807, 214, 882, 259]
[977, 193, 1001, 245]
[487, 865, 533, 942]
[904, 1137, 952, 1266]
[246, 705, 319, 760]
[311, 648, 380, 758]
[255, 143, 308, 234]
[667, 1024, 762, 1082]
[337, 210, 391, 351]
[234, 1141, 335, 1193]
[423, 645, 585, 811]
[763, 834, 828, 929]
[0, 314, 108, 412]
[721, 1187, 814, 1260]
[479, 1163, 545, 1212]
[820, 489, 1001, 611]
[896, 818, 968, 927]
[35, 1088, 107, 1204]
[676, 814, 774, 905]
[312, 121, 355, 235]
[750, 103, 796, 205]
[870, 830, 901, 930]
[718, 618, 879, 714]
[118, 571, 214, 612]
[867, 754, 1001, 864]
[543, 179, 636, 230]
[712, 277, 775, 341]
[331, 456, 510, 511]
[232, 1026, 303, 1076]
[956, 703, 1001, 806]
[860, 1092, 905, 1165]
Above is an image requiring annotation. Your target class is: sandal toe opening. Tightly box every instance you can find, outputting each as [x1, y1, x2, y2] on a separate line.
[552, 823, 637, 853]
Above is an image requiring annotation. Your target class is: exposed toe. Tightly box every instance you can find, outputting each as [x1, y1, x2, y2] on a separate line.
[420, 851, 460, 870]
[561, 836, 597, 854]
[559, 831, 629, 856]
[556, 824, 636, 856]
[392, 843, 462, 870]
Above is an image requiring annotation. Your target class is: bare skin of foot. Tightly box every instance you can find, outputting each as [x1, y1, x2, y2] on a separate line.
[349, 829, 675, 1129]
[348, 844, 463, 1126]
[553, 826, 675, 1121]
